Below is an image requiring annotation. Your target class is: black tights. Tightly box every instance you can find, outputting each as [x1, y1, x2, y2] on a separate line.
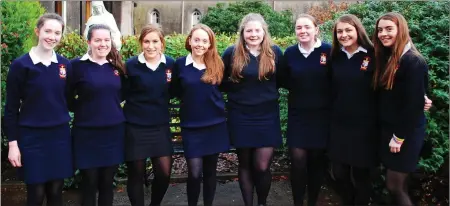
[332, 162, 372, 205]
[26, 179, 64, 206]
[386, 169, 412, 206]
[237, 147, 274, 206]
[186, 154, 219, 206]
[126, 156, 172, 206]
[80, 165, 118, 206]
[289, 148, 326, 206]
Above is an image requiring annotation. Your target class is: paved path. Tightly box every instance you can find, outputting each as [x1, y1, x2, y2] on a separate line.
[2, 180, 340, 205]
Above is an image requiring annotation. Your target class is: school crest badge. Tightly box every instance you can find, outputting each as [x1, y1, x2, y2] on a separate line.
[59, 64, 66, 79]
[113, 70, 120, 76]
[360, 57, 370, 71]
[320, 53, 327, 65]
[166, 69, 172, 82]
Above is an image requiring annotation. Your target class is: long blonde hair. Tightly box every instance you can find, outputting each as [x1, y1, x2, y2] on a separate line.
[185, 24, 224, 85]
[231, 13, 275, 82]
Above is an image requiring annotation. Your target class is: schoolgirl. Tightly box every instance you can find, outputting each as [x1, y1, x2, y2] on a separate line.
[281, 14, 331, 206]
[328, 14, 378, 205]
[123, 24, 175, 206]
[170, 23, 230, 206]
[5, 13, 73, 206]
[373, 12, 429, 206]
[69, 24, 126, 206]
[221, 13, 284, 206]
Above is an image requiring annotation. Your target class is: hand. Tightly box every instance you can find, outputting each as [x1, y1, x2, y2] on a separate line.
[389, 134, 403, 153]
[424, 95, 432, 111]
[8, 141, 22, 167]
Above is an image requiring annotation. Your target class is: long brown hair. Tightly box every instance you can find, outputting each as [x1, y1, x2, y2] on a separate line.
[185, 24, 224, 85]
[330, 14, 373, 60]
[87, 24, 126, 74]
[139, 24, 166, 53]
[231, 13, 275, 82]
[372, 12, 421, 90]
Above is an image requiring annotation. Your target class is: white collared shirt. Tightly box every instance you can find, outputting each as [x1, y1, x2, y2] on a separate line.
[245, 45, 261, 57]
[138, 52, 166, 71]
[185, 53, 206, 70]
[341, 46, 368, 59]
[298, 39, 322, 58]
[401, 42, 412, 57]
[29, 47, 58, 66]
[80, 53, 110, 65]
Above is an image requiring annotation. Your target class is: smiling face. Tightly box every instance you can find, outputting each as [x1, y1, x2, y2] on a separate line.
[34, 19, 63, 50]
[88, 29, 111, 59]
[189, 28, 210, 57]
[336, 22, 358, 49]
[295, 17, 318, 44]
[377, 19, 398, 48]
[243, 20, 265, 47]
[142, 31, 162, 60]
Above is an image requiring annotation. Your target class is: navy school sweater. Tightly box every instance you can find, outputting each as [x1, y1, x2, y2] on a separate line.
[123, 55, 175, 126]
[282, 42, 332, 110]
[330, 48, 377, 123]
[221, 45, 284, 108]
[4, 53, 72, 141]
[169, 56, 226, 128]
[69, 57, 125, 127]
[378, 50, 427, 140]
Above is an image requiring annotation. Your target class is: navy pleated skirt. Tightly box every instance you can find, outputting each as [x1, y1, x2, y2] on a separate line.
[380, 124, 425, 173]
[72, 123, 125, 169]
[286, 108, 330, 149]
[18, 123, 73, 184]
[328, 119, 379, 168]
[181, 121, 230, 159]
[125, 123, 173, 161]
[227, 101, 282, 148]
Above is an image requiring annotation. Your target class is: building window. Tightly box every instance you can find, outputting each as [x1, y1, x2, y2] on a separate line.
[191, 9, 202, 27]
[149, 9, 160, 24]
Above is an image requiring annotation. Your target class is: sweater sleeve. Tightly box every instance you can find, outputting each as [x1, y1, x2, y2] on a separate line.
[277, 47, 290, 89]
[66, 59, 80, 112]
[394, 56, 428, 140]
[4, 60, 27, 141]
[169, 60, 182, 99]
[219, 46, 233, 93]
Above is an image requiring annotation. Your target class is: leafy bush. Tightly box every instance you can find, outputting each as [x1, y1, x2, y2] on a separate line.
[55, 31, 87, 59]
[0, 1, 45, 153]
[200, 0, 294, 37]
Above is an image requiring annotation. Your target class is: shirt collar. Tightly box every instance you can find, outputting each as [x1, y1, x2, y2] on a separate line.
[138, 52, 166, 71]
[298, 39, 322, 57]
[185, 53, 206, 70]
[401, 41, 412, 57]
[245, 45, 261, 57]
[341, 46, 367, 59]
[80, 53, 111, 65]
[29, 47, 58, 65]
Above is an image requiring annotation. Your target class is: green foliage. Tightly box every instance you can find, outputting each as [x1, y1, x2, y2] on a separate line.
[0, 1, 45, 150]
[120, 35, 140, 61]
[322, 1, 449, 174]
[55, 31, 87, 59]
[200, 0, 294, 37]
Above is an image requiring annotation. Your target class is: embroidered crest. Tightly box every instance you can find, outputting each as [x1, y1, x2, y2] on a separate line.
[320, 53, 327, 65]
[59, 64, 66, 79]
[166, 69, 172, 82]
[360, 57, 370, 71]
[113, 70, 119, 76]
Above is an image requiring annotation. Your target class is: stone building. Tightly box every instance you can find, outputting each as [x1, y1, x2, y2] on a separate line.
[40, 1, 325, 37]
